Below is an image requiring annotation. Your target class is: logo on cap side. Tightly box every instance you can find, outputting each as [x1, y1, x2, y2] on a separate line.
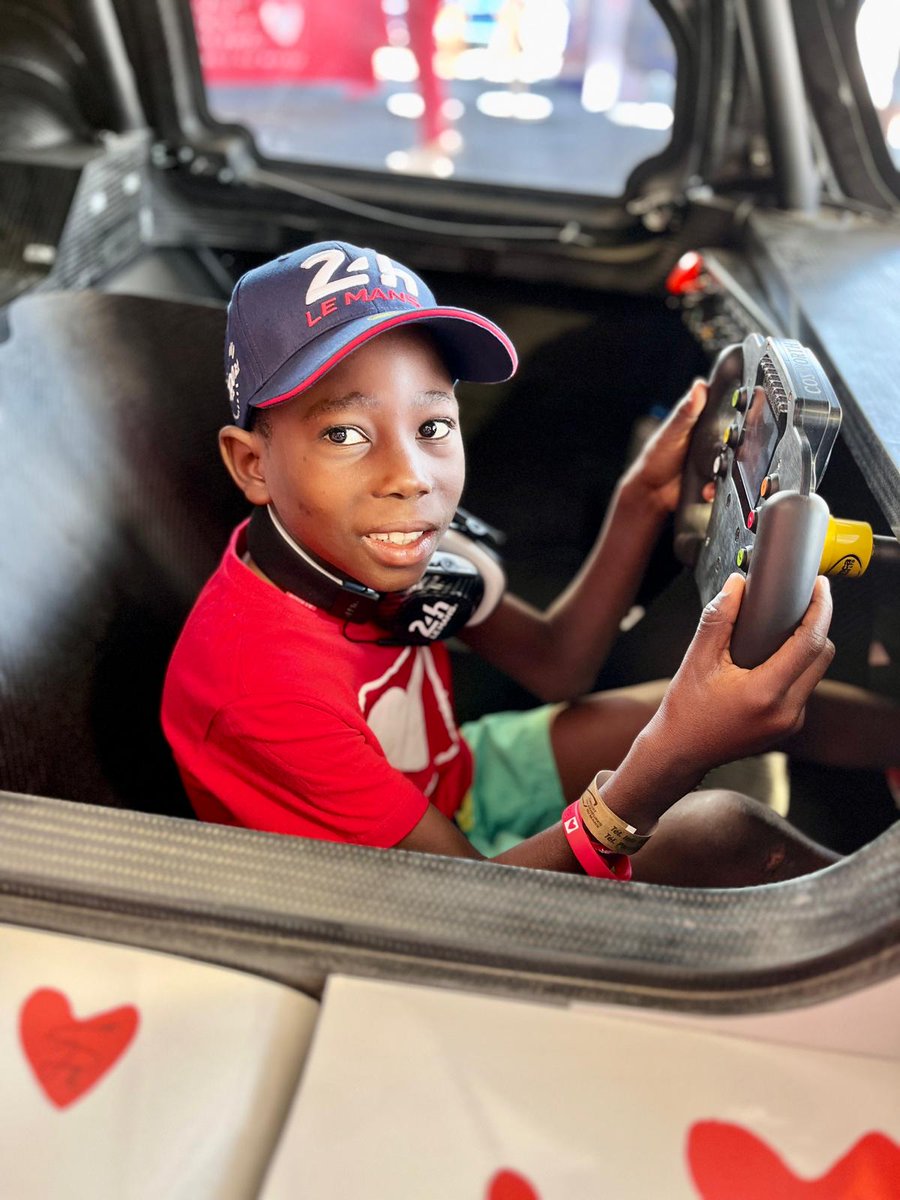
[226, 341, 241, 420]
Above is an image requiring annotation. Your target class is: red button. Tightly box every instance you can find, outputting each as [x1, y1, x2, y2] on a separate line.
[747, 510, 755, 529]
[666, 251, 704, 295]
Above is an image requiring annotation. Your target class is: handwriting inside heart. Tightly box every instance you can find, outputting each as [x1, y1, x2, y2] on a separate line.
[19, 988, 139, 1109]
[687, 1119, 900, 1199]
[486, 1168, 540, 1200]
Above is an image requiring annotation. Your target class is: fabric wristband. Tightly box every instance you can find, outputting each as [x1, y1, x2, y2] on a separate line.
[578, 773, 654, 855]
[562, 802, 632, 881]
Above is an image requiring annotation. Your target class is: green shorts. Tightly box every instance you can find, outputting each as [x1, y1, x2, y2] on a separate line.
[456, 704, 566, 857]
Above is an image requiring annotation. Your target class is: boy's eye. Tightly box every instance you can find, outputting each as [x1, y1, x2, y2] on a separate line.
[418, 418, 454, 441]
[323, 426, 368, 446]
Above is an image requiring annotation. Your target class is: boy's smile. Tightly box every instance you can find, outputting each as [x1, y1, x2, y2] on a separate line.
[222, 328, 466, 595]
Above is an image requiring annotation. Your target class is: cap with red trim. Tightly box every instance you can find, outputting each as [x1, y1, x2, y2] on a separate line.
[224, 240, 518, 428]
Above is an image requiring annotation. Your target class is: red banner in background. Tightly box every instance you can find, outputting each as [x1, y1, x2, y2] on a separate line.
[191, 0, 384, 86]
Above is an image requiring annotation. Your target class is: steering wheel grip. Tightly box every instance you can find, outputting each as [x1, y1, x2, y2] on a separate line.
[673, 343, 745, 567]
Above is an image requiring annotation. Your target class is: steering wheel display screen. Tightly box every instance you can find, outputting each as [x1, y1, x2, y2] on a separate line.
[736, 385, 780, 504]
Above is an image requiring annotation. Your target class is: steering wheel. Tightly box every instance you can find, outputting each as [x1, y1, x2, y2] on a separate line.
[673, 333, 838, 667]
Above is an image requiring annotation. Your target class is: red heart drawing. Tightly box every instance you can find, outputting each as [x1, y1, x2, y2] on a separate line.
[19, 988, 139, 1109]
[486, 1168, 541, 1200]
[687, 1119, 900, 1199]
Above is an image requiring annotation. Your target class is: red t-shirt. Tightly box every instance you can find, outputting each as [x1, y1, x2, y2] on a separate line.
[161, 523, 473, 847]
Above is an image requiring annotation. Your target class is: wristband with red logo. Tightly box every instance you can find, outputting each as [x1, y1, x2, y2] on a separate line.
[562, 802, 632, 880]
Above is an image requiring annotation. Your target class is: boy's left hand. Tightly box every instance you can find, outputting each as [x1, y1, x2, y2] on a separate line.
[622, 379, 708, 514]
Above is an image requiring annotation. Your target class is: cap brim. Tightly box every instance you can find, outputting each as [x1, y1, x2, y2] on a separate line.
[244, 307, 517, 425]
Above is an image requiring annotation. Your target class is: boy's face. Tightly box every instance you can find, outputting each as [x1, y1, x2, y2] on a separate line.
[228, 328, 466, 594]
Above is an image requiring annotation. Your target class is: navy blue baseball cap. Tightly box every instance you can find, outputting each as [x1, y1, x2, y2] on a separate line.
[224, 240, 518, 427]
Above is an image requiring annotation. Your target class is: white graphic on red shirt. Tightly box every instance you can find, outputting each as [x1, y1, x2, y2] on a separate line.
[358, 647, 459, 787]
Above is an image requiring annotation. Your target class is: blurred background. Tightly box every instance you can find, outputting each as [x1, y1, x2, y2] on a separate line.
[190, 0, 899, 196]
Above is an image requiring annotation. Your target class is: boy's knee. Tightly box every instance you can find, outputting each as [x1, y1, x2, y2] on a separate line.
[666, 788, 779, 865]
[633, 788, 833, 887]
[668, 787, 772, 837]
[655, 787, 741, 827]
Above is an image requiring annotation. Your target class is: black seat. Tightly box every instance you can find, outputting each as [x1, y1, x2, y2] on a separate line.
[0, 291, 246, 815]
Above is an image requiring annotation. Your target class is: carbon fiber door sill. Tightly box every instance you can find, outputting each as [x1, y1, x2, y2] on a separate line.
[1, 791, 897, 1014]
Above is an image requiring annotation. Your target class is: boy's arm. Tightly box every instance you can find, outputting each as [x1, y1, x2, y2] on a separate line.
[401, 576, 835, 870]
[396, 802, 579, 870]
[460, 382, 707, 701]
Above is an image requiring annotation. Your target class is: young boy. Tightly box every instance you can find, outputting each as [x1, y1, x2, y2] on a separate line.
[162, 239, 843, 886]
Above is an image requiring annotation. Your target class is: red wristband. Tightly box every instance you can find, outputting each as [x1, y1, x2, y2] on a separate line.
[562, 802, 632, 880]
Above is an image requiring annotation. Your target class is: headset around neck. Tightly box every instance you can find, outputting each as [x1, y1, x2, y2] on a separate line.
[245, 504, 506, 645]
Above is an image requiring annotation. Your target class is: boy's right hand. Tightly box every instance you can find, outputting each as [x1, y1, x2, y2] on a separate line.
[654, 572, 834, 775]
[602, 574, 835, 829]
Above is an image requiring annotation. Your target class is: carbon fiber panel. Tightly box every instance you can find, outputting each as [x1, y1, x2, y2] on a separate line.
[0, 131, 147, 306]
[1, 792, 897, 1015]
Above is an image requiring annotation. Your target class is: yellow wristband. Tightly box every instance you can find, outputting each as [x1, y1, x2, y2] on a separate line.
[578, 774, 653, 855]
